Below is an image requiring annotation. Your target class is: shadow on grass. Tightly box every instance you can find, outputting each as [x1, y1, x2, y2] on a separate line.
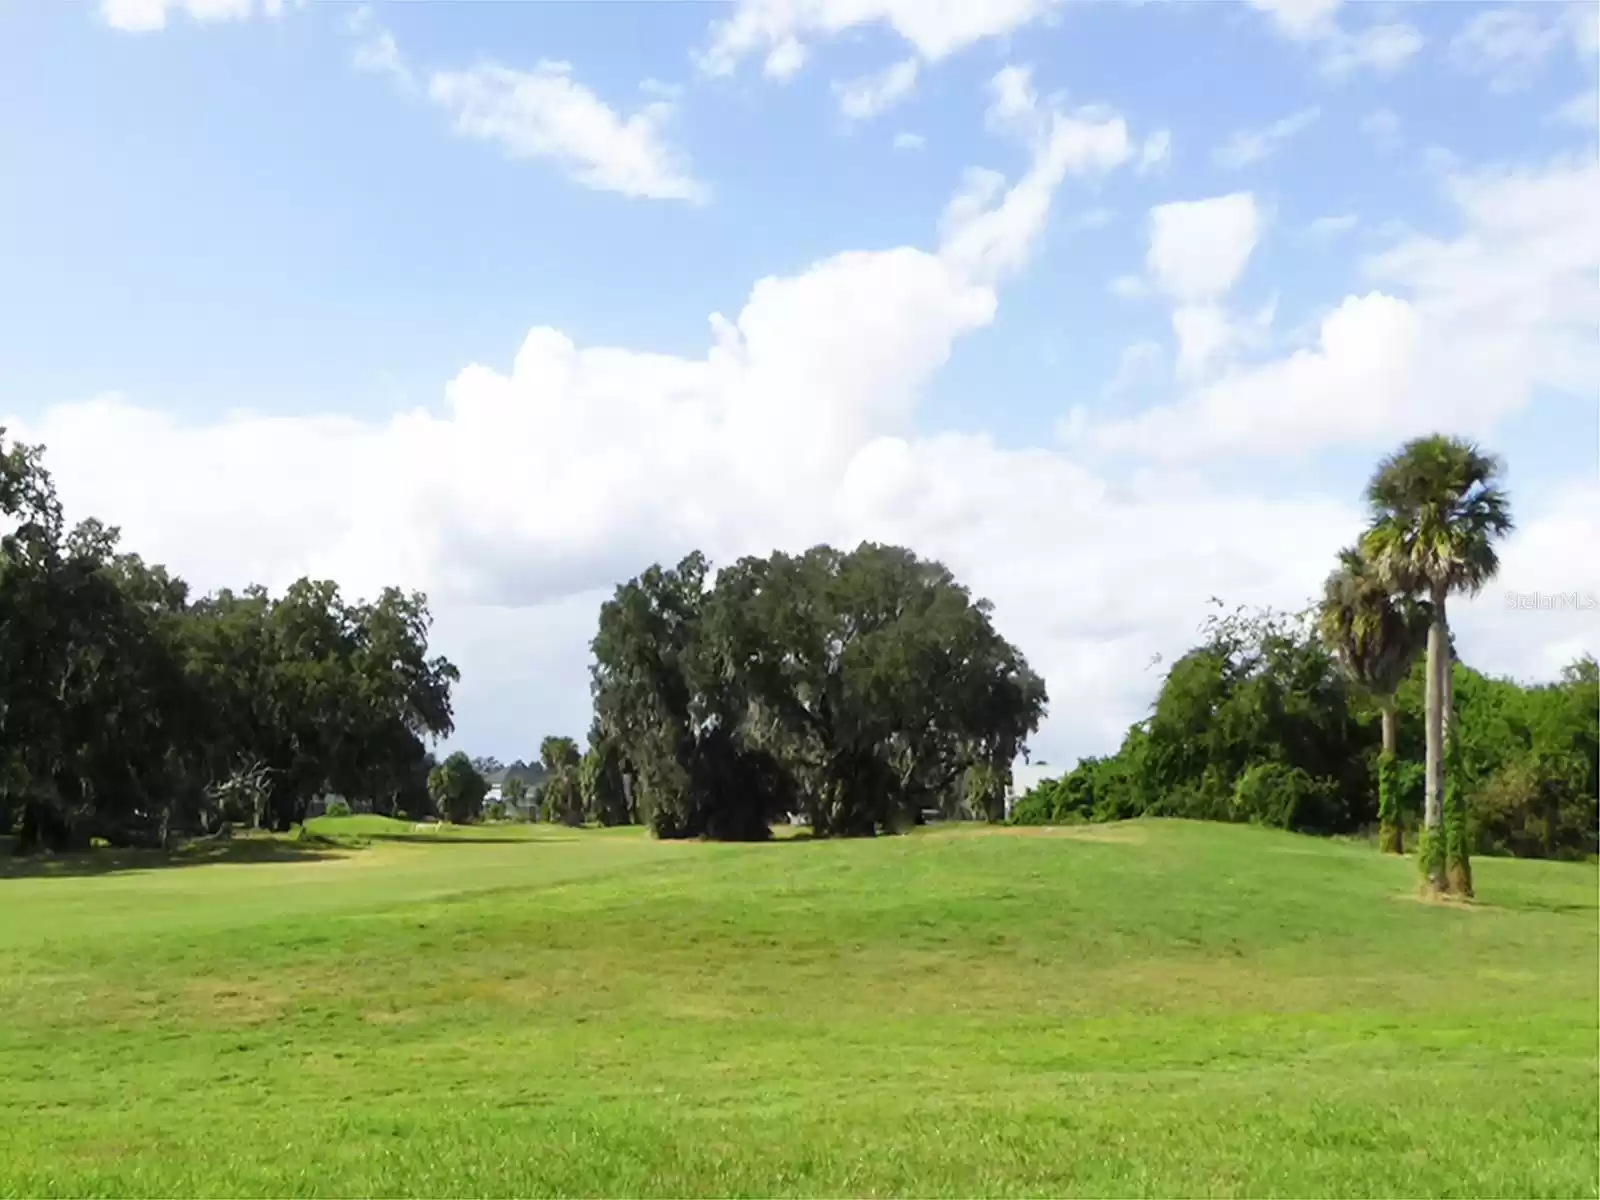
[0, 834, 347, 880]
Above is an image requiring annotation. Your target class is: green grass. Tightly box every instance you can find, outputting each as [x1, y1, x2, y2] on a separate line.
[1, 819, 1595, 1198]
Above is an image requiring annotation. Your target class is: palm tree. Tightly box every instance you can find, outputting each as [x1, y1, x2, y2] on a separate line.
[1318, 547, 1430, 854]
[1361, 435, 1512, 896]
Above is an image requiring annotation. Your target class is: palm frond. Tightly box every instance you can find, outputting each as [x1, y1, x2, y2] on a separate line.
[1361, 434, 1514, 603]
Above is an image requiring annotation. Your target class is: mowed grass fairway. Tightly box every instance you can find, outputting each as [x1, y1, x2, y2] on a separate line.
[1, 820, 1595, 1198]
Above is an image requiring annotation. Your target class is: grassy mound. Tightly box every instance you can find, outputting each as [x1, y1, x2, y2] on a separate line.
[1, 821, 1594, 1196]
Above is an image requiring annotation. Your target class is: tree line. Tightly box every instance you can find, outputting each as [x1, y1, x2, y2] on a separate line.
[1011, 436, 1597, 873]
[1, 429, 458, 850]
[10, 423, 1588, 864]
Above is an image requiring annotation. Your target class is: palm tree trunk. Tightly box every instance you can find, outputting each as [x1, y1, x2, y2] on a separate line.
[1378, 697, 1401, 854]
[1440, 623, 1473, 896]
[1420, 593, 1447, 891]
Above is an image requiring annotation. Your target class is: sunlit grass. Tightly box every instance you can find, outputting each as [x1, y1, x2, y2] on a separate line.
[1, 819, 1595, 1197]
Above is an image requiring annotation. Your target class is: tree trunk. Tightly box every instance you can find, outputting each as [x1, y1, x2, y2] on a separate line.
[1419, 593, 1447, 891]
[1377, 698, 1402, 855]
[1440, 633, 1472, 896]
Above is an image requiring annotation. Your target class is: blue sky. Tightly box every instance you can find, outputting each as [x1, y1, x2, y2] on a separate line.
[2, 0, 1596, 765]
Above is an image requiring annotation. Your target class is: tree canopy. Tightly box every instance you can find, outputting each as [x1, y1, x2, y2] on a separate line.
[1, 427, 458, 850]
[429, 752, 489, 824]
[1010, 604, 1596, 863]
[591, 544, 1047, 839]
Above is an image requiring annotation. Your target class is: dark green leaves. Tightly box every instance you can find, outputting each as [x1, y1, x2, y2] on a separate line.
[591, 543, 1046, 839]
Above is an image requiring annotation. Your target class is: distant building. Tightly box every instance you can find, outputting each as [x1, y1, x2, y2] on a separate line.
[484, 762, 548, 818]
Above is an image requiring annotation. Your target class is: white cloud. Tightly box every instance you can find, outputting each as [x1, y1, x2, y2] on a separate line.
[99, 0, 278, 32]
[1454, 480, 1600, 682]
[14, 144, 1590, 768]
[893, 131, 926, 151]
[986, 64, 1040, 136]
[835, 58, 919, 121]
[700, 0, 1061, 77]
[1248, 0, 1341, 41]
[1096, 292, 1422, 459]
[1320, 23, 1425, 77]
[1137, 129, 1172, 174]
[428, 62, 705, 202]
[1132, 194, 1267, 383]
[1248, 0, 1422, 77]
[764, 36, 808, 80]
[1308, 213, 1358, 239]
[1146, 193, 1262, 303]
[12, 121, 1241, 766]
[939, 105, 1133, 281]
[1089, 157, 1600, 462]
[1451, 7, 1566, 91]
[347, 7, 415, 91]
[1171, 305, 1234, 379]
[1213, 107, 1320, 169]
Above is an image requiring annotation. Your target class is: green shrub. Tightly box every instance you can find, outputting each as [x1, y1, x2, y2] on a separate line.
[1230, 763, 1340, 831]
[323, 798, 352, 819]
[1473, 753, 1597, 861]
[1007, 782, 1060, 825]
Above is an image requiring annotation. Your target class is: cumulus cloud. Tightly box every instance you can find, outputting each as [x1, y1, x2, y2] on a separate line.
[763, 36, 808, 80]
[893, 131, 927, 151]
[1090, 157, 1600, 461]
[1146, 193, 1263, 303]
[834, 58, 919, 121]
[428, 62, 705, 202]
[700, 0, 1061, 78]
[939, 106, 1133, 280]
[5, 107, 1362, 767]
[986, 64, 1040, 136]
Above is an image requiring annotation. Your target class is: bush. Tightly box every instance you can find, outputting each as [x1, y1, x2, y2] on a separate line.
[1230, 762, 1341, 831]
[323, 798, 352, 818]
[1007, 781, 1061, 825]
[1474, 754, 1598, 861]
[484, 801, 508, 822]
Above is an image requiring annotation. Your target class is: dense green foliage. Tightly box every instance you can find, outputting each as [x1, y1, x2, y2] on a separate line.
[1012, 603, 1596, 861]
[1317, 545, 1430, 854]
[579, 727, 633, 826]
[427, 751, 489, 824]
[591, 545, 1047, 840]
[1, 821, 1593, 1196]
[1, 429, 458, 850]
[534, 735, 584, 826]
